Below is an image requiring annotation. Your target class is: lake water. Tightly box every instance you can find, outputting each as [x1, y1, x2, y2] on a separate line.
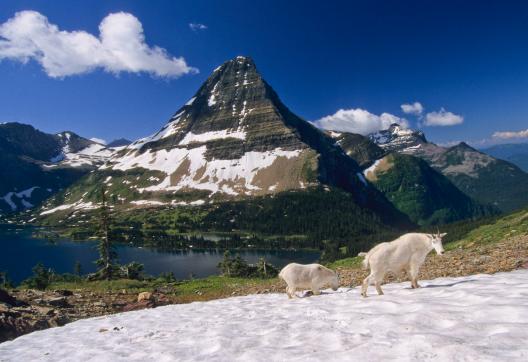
[0, 226, 320, 284]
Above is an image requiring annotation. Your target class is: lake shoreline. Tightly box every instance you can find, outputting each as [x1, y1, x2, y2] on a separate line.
[0, 225, 321, 285]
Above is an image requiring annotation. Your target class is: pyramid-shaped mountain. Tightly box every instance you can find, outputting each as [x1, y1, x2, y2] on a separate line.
[34, 56, 409, 228]
[105, 56, 368, 197]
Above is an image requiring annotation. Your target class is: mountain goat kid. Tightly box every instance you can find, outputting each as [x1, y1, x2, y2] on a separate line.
[279, 263, 339, 298]
[359, 232, 446, 297]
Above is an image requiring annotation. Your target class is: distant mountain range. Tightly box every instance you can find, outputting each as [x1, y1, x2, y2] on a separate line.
[107, 138, 132, 148]
[364, 124, 528, 213]
[2, 56, 527, 238]
[481, 143, 528, 172]
[0, 123, 118, 214]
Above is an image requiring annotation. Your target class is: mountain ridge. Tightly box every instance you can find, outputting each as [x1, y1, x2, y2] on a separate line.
[368, 124, 528, 212]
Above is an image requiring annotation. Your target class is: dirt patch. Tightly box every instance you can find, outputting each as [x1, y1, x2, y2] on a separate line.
[169, 158, 191, 186]
[365, 155, 394, 182]
[252, 150, 316, 194]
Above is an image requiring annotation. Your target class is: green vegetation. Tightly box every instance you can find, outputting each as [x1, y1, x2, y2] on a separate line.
[218, 251, 278, 278]
[20, 262, 53, 290]
[370, 154, 497, 225]
[33, 188, 411, 261]
[446, 208, 528, 250]
[326, 256, 363, 269]
[92, 186, 118, 280]
[0, 271, 14, 289]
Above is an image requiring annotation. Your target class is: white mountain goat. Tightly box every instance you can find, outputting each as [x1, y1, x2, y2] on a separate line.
[359, 232, 446, 297]
[279, 263, 339, 298]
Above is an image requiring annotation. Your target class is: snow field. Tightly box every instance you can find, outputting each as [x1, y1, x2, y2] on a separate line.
[1, 270, 527, 361]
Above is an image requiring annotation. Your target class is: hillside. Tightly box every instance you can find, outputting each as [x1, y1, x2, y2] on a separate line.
[482, 143, 528, 172]
[0, 123, 120, 215]
[327, 131, 496, 225]
[362, 153, 496, 225]
[369, 124, 528, 212]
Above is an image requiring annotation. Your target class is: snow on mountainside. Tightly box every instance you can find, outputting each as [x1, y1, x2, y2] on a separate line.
[49, 131, 116, 168]
[369, 123, 427, 152]
[2, 270, 527, 361]
[0, 123, 118, 214]
[36, 55, 407, 222]
[100, 55, 322, 197]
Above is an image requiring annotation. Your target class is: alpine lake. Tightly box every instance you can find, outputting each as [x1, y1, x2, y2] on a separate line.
[0, 225, 320, 284]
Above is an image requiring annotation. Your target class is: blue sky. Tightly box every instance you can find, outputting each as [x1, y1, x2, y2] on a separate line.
[1, 0, 528, 146]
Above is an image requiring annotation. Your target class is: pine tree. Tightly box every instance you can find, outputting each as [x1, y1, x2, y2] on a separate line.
[95, 185, 117, 280]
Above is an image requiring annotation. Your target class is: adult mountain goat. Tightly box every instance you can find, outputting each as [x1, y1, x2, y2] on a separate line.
[359, 232, 446, 297]
[279, 263, 339, 298]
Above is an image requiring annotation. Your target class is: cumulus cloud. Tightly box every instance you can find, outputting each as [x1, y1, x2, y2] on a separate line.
[423, 108, 463, 126]
[401, 102, 423, 116]
[0, 10, 198, 78]
[189, 23, 207, 31]
[90, 137, 107, 145]
[312, 108, 409, 135]
[492, 129, 528, 139]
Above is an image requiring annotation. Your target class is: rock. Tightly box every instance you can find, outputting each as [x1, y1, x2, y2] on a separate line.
[122, 300, 154, 312]
[0, 289, 17, 306]
[137, 292, 153, 303]
[93, 301, 107, 307]
[33, 306, 55, 316]
[46, 297, 70, 308]
[111, 300, 128, 307]
[99, 328, 108, 333]
[48, 315, 69, 327]
[0, 302, 12, 313]
[53, 289, 73, 297]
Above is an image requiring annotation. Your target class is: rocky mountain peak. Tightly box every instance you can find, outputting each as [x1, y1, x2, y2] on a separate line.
[450, 141, 477, 152]
[369, 124, 427, 152]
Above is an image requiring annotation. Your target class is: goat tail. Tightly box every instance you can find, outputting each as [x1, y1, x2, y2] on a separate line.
[358, 252, 370, 270]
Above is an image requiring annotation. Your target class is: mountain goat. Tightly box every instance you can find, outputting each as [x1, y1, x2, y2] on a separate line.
[279, 263, 339, 298]
[359, 232, 446, 297]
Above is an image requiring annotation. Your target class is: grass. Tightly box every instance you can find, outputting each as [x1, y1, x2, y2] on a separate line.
[326, 256, 363, 269]
[47, 275, 278, 302]
[446, 209, 528, 250]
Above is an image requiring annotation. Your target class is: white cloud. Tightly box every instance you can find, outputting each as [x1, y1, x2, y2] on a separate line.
[423, 108, 463, 126]
[0, 10, 198, 78]
[90, 137, 107, 145]
[312, 108, 409, 135]
[401, 102, 423, 116]
[492, 129, 528, 139]
[189, 23, 207, 31]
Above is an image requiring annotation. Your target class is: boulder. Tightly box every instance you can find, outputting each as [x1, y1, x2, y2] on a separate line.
[137, 291, 153, 303]
[0, 289, 17, 306]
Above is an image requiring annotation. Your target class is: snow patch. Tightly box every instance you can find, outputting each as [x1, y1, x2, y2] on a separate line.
[130, 200, 167, 206]
[40, 200, 98, 216]
[179, 129, 246, 145]
[2, 271, 528, 361]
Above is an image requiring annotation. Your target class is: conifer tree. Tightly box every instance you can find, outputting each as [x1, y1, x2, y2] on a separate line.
[95, 185, 117, 280]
